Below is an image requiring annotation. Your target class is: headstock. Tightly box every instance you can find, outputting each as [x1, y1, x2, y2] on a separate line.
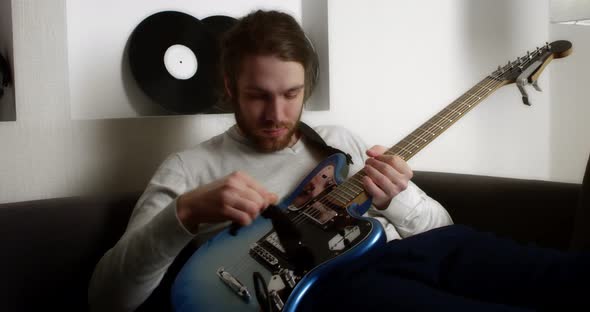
[490, 40, 572, 105]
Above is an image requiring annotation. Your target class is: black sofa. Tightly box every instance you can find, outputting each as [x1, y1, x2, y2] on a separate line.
[1, 155, 588, 312]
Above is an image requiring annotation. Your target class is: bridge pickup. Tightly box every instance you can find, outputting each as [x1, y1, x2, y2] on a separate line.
[249, 243, 279, 267]
[303, 201, 337, 225]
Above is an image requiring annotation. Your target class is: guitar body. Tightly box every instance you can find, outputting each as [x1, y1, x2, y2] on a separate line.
[171, 153, 387, 311]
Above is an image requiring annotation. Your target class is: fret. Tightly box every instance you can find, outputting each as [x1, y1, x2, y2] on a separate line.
[331, 191, 349, 203]
[425, 117, 449, 129]
[436, 114, 454, 123]
[453, 100, 475, 111]
[389, 145, 414, 155]
[347, 176, 365, 191]
[424, 119, 450, 130]
[401, 138, 422, 149]
[337, 184, 357, 198]
[327, 194, 347, 205]
[408, 133, 429, 143]
[476, 79, 495, 89]
[443, 106, 463, 116]
[414, 127, 438, 137]
[465, 91, 482, 100]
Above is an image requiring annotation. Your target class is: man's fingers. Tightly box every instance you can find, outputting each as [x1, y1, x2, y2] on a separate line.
[266, 192, 279, 205]
[366, 145, 388, 158]
[223, 206, 254, 226]
[362, 175, 386, 199]
[372, 154, 413, 179]
[230, 171, 278, 205]
[364, 164, 398, 197]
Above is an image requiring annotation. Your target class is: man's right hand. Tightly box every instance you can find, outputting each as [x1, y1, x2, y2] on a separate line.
[176, 171, 278, 234]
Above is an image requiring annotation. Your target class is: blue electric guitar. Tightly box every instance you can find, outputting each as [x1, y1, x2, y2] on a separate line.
[171, 40, 572, 312]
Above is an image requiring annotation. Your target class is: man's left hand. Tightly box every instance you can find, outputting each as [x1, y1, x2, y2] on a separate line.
[362, 145, 413, 210]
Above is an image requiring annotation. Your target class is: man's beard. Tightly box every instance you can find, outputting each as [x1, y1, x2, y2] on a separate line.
[235, 109, 302, 153]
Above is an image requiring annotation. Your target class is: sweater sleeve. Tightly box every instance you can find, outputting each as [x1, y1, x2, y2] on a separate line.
[374, 180, 454, 238]
[88, 154, 196, 312]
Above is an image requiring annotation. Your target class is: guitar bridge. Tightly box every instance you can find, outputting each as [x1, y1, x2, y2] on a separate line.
[249, 243, 279, 268]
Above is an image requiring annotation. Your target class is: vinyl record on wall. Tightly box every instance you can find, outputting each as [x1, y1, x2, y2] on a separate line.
[203, 15, 237, 38]
[128, 11, 217, 114]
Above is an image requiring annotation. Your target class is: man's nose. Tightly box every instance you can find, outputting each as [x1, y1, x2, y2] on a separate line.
[264, 96, 284, 121]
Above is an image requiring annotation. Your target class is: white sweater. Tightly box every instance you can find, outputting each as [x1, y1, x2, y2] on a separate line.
[88, 124, 453, 311]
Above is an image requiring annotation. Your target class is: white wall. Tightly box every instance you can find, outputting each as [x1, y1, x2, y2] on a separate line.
[550, 0, 590, 22]
[549, 24, 590, 183]
[316, 0, 552, 180]
[0, 0, 568, 204]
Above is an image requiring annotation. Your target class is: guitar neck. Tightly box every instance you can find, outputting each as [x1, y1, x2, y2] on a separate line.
[386, 76, 506, 161]
[331, 75, 507, 205]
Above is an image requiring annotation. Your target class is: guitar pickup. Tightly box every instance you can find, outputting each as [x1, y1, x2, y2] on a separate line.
[328, 225, 360, 251]
[250, 243, 279, 267]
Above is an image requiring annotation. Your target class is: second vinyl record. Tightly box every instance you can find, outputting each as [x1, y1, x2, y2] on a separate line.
[128, 11, 217, 114]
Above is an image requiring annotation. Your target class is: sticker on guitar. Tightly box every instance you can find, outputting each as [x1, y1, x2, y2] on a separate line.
[292, 164, 338, 224]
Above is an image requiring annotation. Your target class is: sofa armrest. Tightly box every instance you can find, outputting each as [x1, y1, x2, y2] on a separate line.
[412, 171, 580, 250]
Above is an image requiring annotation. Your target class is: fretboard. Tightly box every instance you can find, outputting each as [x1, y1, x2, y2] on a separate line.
[329, 75, 506, 206]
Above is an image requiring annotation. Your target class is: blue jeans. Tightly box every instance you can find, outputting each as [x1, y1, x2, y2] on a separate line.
[298, 224, 589, 311]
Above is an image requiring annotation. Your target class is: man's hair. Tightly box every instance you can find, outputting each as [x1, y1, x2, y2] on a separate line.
[219, 9, 319, 106]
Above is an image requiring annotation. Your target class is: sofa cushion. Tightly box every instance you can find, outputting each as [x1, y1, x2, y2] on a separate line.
[571, 153, 590, 251]
[0, 192, 140, 312]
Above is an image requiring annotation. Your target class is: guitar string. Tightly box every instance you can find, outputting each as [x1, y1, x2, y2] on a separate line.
[245, 75, 507, 265]
[283, 76, 503, 229]
[288, 51, 540, 226]
[287, 74, 505, 227]
[266, 49, 544, 246]
[231, 50, 546, 272]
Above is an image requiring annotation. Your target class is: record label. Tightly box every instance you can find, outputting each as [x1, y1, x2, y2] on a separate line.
[164, 44, 198, 80]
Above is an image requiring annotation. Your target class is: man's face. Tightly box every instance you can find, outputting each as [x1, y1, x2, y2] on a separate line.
[233, 55, 305, 152]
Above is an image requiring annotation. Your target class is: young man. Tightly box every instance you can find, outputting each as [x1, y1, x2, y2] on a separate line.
[89, 9, 588, 312]
[88, 9, 452, 311]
